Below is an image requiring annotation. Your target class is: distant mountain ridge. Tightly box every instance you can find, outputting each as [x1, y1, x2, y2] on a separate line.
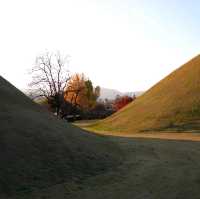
[99, 87, 144, 100]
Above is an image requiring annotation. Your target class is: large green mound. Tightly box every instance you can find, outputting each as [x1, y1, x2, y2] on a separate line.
[94, 55, 200, 133]
[0, 76, 120, 197]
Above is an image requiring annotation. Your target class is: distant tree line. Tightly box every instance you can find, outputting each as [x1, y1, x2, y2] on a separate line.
[29, 51, 136, 121]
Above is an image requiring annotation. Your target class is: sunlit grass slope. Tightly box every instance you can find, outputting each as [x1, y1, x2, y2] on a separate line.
[92, 55, 200, 133]
[0, 76, 121, 197]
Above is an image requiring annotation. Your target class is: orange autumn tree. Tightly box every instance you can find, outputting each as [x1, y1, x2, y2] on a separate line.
[64, 73, 100, 110]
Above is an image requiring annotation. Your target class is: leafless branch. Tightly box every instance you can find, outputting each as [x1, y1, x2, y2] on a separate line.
[29, 51, 71, 116]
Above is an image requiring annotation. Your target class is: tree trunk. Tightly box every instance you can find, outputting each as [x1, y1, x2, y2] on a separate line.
[56, 106, 60, 117]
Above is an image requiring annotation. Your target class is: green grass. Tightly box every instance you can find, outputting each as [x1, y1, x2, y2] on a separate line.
[14, 136, 200, 199]
[0, 76, 122, 198]
[92, 55, 200, 134]
[3, 76, 200, 199]
[3, 53, 200, 198]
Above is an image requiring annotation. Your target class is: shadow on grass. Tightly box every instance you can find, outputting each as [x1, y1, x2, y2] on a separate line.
[140, 121, 200, 133]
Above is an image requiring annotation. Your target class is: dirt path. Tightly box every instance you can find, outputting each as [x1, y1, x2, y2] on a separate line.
[89, 130, 200, 141]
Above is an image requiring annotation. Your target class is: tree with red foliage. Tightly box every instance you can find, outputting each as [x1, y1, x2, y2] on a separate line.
[114, 95, 135, 111]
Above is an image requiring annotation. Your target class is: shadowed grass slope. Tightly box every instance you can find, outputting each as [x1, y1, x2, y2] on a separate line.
[92, 55, 200, 133]
[0, 76, 121, 197]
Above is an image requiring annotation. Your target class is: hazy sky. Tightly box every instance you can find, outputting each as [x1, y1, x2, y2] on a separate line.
[0, 0, 200, 92]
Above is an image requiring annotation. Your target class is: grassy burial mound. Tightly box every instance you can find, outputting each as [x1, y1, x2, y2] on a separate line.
[92, 55, 200, 133]
[0, 76, 121, 197]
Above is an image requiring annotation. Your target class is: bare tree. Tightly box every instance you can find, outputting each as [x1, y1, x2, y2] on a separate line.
[29, 51, 70, 117]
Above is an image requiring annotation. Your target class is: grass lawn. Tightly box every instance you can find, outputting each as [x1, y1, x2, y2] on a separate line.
[18, 128, 200, 199]
[3, 75, 200, 199]
[92, 55, 200, 134]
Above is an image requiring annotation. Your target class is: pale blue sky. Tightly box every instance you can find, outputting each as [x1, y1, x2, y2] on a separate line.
[0, 0, 200, 92]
